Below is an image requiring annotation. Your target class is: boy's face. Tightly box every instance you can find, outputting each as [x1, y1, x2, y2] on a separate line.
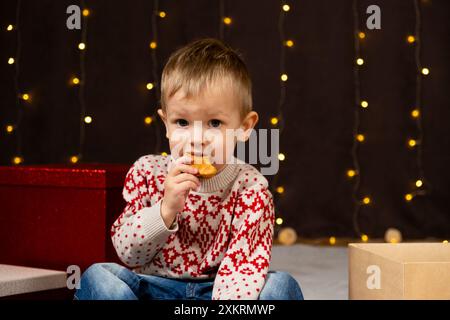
[158, 82, 258, 172]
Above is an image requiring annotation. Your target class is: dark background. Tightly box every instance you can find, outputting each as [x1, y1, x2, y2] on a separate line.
[1, 0, 449, 239]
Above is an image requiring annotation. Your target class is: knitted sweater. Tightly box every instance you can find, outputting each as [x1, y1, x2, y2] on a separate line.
[110, 154, 275, 300]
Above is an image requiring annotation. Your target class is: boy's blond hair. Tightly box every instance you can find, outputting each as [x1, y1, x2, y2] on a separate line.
[160, 38, 252, 119]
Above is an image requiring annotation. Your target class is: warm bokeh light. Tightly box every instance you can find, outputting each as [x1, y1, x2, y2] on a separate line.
[421, 67, 429, 75]
[84, 116, 92, 124]
[12, 156, 23, 165]
[407, 35, 415, 43]
[281, 74, 288, 81]
[276, 186, 285, 194]
[82, 9, 90, 17]
[361, 234, 369, 242]
[71, 77, 80, 85]
[270, 117, 279, 125]
[8, 57, 15, 65]
[347, 169, 356, 178]
[144, 116, 153, 125]
[356, 58, 364, 65]
[362, 197, 371, 205]
[405, 193, 413, 201]
[7, 24, 14, 31]
[159, 11, 166, 18]
[285, 40, 294, 47]
[408, 139, 417, 147]
[356, 134, 365, 142]
[6, 125, 14, 133]
[78, 42, 86, 50]
[146, 83, 154, 90]
[276, 217, 283, 225]
[358, 32, 365, 39]
[329, 237, 336, 245]
[278, 153, 286, 161]
[70, 156, 79, 164]
[415, 179, 423, 188]
[282, 4, 290, 12]
[411, 109, 420, 118]
[21, 93, 30, 101]
[360, 100, 368, 108]
[223, 17, 232, 25]
[149, 41, 157, 49]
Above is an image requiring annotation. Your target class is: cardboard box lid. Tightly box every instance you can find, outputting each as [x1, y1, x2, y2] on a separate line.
[0, 163, 130, 189]
[349, 243, 450, 263]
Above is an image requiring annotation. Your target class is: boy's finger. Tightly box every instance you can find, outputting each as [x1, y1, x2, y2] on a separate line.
[173, 173, 201, 186]
[175, 181, 199, 193]
[169, 163, 198, 177]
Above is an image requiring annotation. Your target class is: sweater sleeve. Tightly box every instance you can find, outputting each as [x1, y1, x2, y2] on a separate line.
[211, 185, 275, 300]
[110, 157, 179, 268]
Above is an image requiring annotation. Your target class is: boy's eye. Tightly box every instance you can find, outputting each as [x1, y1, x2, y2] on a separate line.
[176, 119, 189, 127]
[209, 119, 222, 128]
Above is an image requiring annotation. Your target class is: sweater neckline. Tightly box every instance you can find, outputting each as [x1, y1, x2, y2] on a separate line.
[167, 155, 243, 193]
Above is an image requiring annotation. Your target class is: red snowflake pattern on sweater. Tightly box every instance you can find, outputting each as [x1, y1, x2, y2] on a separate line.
[110, 154, 275, 300]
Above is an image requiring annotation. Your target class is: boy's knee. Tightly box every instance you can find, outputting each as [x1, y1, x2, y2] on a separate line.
[260, 271, 303, 300]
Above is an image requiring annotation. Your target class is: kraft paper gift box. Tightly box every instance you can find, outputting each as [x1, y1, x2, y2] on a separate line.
[0, 163, 129, 272]
[349, 243, 450, 300]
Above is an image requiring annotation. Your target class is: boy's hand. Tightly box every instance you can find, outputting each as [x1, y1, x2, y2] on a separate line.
[160, 155, 200, 228]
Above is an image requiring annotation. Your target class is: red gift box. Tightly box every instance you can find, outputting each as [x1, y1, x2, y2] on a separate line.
[0, 163, 129, 272]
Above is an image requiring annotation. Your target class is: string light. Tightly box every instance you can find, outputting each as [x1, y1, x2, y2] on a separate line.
[356, 134, 365, 142]
[7, 1, 25, 165]
[276, 186, 285, 194]
[415, 179, 423, 187]
[223, 17, 232, 25]
[361, 234, 369, 242]
[276, 217, 284, 225]
[272, 1, 291, 241]
[149, 41, 157, 49]
[144, 116, 153, 125]
[421, 67, 429, 75]
[282, 4, 290, 12]
[329, 237, 336, 245]
[347, 169, 357, 178]
[405, 193, 413, 201]
[146, 82, 154, 90]
[285, 40, 294, 47]
[411, 109, 420, 118]
[72, 0, 89, 165]
[270, 117, 279, 125]
[351, 0, 368, 239]
[71, 77, 80, 85]
[408, 138, 417, 147]
[443, 240, 449, 244]
[84, 116, 92, 124]
[70, 155, 79, 164]
[12, 156, 23, 165]
[407, 35, 415, 43]
[158, 11, 166, 18]
[161, 151, 168, 156]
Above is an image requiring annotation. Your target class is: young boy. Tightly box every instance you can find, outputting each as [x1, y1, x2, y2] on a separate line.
[74, 38, 303, 300]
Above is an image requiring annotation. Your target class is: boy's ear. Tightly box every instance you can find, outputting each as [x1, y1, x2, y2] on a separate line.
[238, 111, 259, 142]
[157, 108, 169, 139]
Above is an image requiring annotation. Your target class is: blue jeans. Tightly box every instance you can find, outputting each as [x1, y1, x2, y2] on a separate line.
[74, 262, 304, 300]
